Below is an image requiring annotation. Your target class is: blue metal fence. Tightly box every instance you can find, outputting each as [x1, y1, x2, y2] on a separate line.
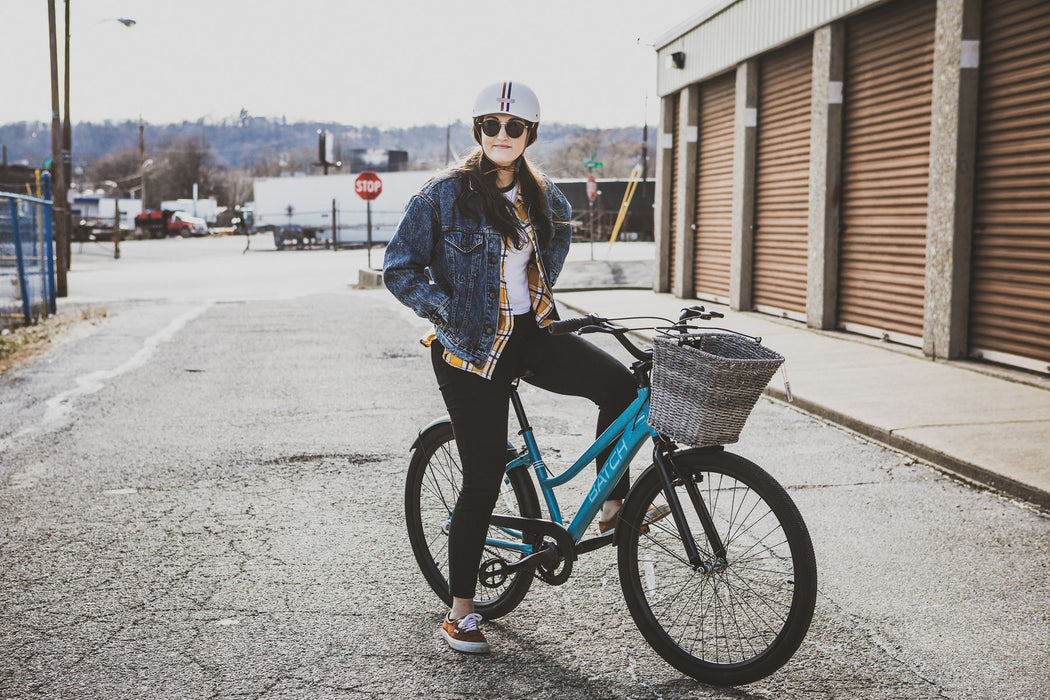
[1, 191, 57, 327]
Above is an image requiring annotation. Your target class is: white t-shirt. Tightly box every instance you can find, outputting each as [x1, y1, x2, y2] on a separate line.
[503, 186, 534, 315]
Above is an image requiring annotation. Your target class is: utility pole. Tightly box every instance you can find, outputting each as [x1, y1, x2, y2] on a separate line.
[47, 0, 68, 296]
[641, 121, 649, 186]
[641, 115, 651, 239]
[61, 0, 71, 277]
[331, 198, 338, 250]
[113, 197, 121, 259]
[445, 123, 451, 166]
[139, 120, 146, 211]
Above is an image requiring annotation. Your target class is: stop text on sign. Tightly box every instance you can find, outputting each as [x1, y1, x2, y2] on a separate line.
[355, 171, 383, 200]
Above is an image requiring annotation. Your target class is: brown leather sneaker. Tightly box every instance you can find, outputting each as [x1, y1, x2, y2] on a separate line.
[441, 612, 490, 654]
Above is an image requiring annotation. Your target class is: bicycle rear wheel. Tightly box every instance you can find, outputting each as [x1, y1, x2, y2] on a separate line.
[405, 421, 540, 620]
[617, 448, 817, 686]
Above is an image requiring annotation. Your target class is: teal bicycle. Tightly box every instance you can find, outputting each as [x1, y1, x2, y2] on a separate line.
[405, 307, 817, 686]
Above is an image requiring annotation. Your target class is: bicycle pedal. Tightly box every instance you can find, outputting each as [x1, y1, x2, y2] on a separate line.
[479, 558, 509, 588]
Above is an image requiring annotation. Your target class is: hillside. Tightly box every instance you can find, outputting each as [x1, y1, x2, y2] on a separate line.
[0, 117, 653, 179]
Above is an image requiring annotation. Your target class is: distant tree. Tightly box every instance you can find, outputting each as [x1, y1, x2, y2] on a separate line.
[543, 129, 603, 177]
[541, 128, 649, 179]
[84, 146, 141, 191]
[248, 145, 318, 177]
[150, 136, 215, 204]
[210, 167, 253, 208]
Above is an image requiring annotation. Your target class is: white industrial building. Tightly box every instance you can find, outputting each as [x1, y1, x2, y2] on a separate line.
[70, 195, 142, 229]
[252, 171, 437, 244]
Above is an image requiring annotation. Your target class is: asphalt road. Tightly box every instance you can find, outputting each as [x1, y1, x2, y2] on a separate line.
[1, 236, 1047, 699]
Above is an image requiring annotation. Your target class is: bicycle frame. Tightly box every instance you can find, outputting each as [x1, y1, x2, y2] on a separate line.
[499, 384, 657, 548]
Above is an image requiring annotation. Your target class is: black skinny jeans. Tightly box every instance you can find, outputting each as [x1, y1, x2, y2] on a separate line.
[431, 313, 636, 599]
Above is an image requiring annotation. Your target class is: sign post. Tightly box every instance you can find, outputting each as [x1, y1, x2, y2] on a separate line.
[583, 154, 603, 259]
[355, 171, 383, 269]
[586, 174, 598, 260]
[331, 198, 338, 250]
[113, 198, 121, 260]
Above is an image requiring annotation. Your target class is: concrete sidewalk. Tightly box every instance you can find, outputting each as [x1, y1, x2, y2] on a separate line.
[556, 287, 1050, 511]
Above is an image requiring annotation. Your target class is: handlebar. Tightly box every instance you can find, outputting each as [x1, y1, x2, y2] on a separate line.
[547, 314, 603, 336]
[547, 305, 735, 363]
[548, 313, 649, 361]
[678, 305, 724, 322]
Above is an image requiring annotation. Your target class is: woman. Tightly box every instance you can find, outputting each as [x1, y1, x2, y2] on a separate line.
[383, 81, 636, 654]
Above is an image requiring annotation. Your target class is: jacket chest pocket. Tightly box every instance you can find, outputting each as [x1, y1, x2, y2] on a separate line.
[441, 230, 489, 342]
[443, 231, 486, 284]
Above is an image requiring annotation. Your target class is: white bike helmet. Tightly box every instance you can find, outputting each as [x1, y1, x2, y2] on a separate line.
[472, 81, 541, 146]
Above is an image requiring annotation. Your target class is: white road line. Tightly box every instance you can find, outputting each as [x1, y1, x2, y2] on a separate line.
[42, 301, 213, 426]
[1, 302, 212, 459]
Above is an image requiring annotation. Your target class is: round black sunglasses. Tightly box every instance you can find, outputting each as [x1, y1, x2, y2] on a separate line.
[477, 117, 529, 139]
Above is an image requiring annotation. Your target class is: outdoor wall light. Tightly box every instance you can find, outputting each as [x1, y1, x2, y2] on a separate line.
[668, 51, 686, 69]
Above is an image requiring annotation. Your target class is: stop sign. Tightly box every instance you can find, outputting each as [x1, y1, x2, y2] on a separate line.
[355, 171, 383, 201]
[586, 175, 598, 203]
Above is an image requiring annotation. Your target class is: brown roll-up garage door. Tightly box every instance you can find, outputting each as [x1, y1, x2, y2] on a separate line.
[693, 72, 736, 302]
[970, 0, 1050, 373]
[754, 36, 813, 320]
[668, 92, 680, 292]
[838, 0, 935, 343]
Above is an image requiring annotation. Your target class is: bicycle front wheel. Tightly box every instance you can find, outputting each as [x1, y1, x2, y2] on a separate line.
[617, 448, 817, 686]
[405, 421, 540, 620]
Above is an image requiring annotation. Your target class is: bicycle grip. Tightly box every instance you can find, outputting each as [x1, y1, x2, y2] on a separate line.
[547, 314, 601, 335]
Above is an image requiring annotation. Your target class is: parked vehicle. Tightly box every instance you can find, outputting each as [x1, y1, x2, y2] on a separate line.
[170, 211, 209, 236]
[134, 210, 209, 238]
[273, 225, 330, 250]
[274, 224, 305, 250]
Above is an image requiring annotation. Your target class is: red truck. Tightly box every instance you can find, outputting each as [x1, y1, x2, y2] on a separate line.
[134, 210, 209, 238]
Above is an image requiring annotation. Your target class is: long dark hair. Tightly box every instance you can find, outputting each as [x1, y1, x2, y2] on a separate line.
[450, 149, 552, 249]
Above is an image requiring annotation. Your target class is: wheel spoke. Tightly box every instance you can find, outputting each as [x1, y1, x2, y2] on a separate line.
[407, 431, 537, 619]
[620, 456, 816, 684]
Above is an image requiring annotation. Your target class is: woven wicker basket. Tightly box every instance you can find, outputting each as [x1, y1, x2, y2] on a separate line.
[648, 333, 785, 447]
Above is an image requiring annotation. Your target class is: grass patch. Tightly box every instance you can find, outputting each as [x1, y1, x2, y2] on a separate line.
[0, 308, 108, 375]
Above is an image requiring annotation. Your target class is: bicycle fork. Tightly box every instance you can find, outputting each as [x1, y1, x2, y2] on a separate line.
[652, 440, 728, 573]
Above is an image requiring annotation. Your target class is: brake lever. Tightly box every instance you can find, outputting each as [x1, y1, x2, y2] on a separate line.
[678, 305, 707, 323]
[578, 323, 622, 335]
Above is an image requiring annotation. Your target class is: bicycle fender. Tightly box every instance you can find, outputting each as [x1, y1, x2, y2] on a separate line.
[410, 416, 452, 451]
[409, 417, 518, 466]
[614, 445, 726, 547]
[411, 419, 522, 478]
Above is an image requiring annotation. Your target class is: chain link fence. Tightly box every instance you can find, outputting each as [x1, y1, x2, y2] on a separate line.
[1, 192, 57, 328]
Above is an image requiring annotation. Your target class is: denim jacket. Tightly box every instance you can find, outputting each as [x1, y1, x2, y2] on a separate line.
[383, 172, 572, 365]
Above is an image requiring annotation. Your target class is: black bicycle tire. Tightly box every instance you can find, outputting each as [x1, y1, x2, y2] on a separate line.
[404, 422, 540, 620]
[617, 448, 817, 686]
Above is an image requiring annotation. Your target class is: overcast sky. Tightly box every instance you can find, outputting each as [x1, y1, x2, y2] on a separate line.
[4, 1, 709, 128]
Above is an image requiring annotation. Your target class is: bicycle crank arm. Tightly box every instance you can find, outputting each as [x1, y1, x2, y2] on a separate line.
[488, 514, 577, 562]
[483, 543, 557, 576]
